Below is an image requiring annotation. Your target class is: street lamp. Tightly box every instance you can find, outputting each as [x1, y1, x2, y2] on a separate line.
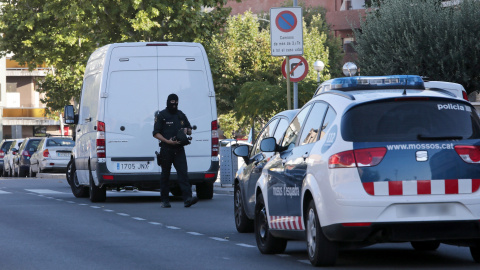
[342, 62, 357, 77]
[313, 60, 325, 83]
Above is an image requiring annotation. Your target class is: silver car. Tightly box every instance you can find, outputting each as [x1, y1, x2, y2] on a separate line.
[2, 139, 25, 177]
[29, 137, 75, 177]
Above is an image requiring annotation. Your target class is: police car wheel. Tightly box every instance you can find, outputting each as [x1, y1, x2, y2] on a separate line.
[89, 169, 106, 202]
[234, 183, 254, 233]
[470, 245, 480, 263]
[70, 164, 89, 198]
[306, 200, 337, 266]
[410, 241, 440, 251]
[254, 193, 287, 254]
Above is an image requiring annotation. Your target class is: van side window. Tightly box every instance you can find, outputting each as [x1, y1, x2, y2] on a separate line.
[79, 74, 100, 124]
[281, 105, 311, 150]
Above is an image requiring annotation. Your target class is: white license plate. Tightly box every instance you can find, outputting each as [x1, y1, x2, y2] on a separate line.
[397, 203, 456, 218]
[115, 162, 151, 171]
[57, 152, 70, 157]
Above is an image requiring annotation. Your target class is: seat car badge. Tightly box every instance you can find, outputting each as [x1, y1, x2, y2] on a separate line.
[416, 151, 428, 162]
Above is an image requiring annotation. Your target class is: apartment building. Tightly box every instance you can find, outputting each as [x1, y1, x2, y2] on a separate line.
[0, 55, 67, 140]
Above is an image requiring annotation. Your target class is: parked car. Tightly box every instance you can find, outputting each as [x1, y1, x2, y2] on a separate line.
[30, 136, 75, 177]
[254, 75, 480, 266]
[232, 109, 298, 233]
[2, 139, 25, 177]
[0, 139, 15, 177]
[12, 137, 42, 177]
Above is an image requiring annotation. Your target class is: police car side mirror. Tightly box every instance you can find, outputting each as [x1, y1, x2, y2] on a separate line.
[260, 137, 277, 152]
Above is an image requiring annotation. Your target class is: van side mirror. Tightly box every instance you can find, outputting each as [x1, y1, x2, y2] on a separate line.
[64, 105, 77, 125]
[260, 137, 277, 152]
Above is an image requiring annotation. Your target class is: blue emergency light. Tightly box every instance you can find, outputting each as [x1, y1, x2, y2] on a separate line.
[315, 75, 425, 95]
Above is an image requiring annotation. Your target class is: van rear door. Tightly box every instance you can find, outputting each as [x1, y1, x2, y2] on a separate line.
[104, 46, 158, 174]
[157, 45, 213, 172]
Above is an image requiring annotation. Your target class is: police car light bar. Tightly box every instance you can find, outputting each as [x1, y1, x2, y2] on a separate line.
[317, 75, 425, 93]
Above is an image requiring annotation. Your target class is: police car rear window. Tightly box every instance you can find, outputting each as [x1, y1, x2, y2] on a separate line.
[342, 99, 480, 142]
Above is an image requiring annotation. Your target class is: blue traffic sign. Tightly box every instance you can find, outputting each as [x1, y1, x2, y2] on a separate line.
[275, 11, 297, 33]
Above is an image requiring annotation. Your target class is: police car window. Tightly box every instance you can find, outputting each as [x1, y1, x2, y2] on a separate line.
[320, 107, 337, 140]
[299, 102, 328, 145]
[253, 118, 279, 156]
[273, 118, 289, 144]
[342, 99, 480, 142]
[281, 105, 311, 149]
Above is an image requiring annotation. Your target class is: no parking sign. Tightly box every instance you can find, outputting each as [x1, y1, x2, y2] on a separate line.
[270, 7, 303, 56]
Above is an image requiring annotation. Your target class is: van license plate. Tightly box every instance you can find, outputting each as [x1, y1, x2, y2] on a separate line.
[57, 153, 70, 157]
[115, 162, 151, 171]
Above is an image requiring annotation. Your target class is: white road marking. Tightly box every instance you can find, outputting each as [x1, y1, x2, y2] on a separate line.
[236, 243, 255, 248]
[133, 217, 145, 221]
[298, 260, 310, 264]
[25, 189, 64, 194]
[187, 232, 203, 236]
[0, 190, 11, 194]
[79, 204, 88, 206]
[117, 213, 129, 216]
[104, 209, 114, 212]
[166, 226, 180, 230]
[149, 222, 163, 226]
[276, 254, 291, 257]
[90, 206, 101, 209]
[210, 237, 228, 242]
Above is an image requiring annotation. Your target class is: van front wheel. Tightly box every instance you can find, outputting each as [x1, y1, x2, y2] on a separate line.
[89, 170, 106, 202]
[196, 182, 213, 199]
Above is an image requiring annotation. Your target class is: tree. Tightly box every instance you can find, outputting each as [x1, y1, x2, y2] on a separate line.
[0, 0, 234, 112]
[206, 11, 339, 139]
[354, 0, 480, 94]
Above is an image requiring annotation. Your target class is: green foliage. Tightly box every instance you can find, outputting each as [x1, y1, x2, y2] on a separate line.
[354, 0, 480, 93]
[207, 9, 341, 138]
[0, 0, 233, 108]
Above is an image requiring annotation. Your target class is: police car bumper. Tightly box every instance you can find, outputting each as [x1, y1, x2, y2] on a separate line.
[323, 220, 480, 243]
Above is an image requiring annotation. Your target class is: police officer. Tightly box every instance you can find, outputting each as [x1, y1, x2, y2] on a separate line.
[153, 94, 198, 208]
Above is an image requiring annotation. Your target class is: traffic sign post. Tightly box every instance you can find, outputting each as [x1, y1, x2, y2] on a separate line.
[270, 7, 303, 56]
[270, 6, 303, 109]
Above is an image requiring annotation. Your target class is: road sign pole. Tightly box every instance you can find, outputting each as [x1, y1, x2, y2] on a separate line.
[286, 56, 291, 110]
[293, 83, 298, 109]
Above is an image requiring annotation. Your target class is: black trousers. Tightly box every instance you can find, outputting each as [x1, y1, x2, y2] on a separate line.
[160, 146, 192, 203]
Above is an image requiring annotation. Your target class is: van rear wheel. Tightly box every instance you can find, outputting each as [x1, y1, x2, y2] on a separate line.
[70, 164, 89, 198]
[196, 182, 213, 199]
[89, 170, 106, 202]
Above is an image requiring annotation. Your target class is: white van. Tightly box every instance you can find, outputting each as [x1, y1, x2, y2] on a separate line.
[424, 80, 468, 100]
[64, 42, 219, 202]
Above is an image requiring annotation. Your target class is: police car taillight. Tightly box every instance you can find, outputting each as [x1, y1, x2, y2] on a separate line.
[22, 150, 31, 158]
[211, 120, 219, 157]
[43, 149, 50, 158]
[463, 91, 469, 101]
[329, 147, 387, 168]
[0, 150, 4, 158]
[454, 145, 480, 163]
[96, 121, 106, 158]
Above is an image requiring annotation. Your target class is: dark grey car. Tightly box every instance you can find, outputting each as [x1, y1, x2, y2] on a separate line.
[232, 109, 298, 233]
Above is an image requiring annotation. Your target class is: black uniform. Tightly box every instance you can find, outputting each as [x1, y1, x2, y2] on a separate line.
[152, 95, 193, 206]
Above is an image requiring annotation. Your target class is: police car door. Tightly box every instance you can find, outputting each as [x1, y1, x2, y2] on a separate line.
[267, 105, 312, 221]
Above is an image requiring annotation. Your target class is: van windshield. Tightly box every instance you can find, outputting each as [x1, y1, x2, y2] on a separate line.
[342, 99, 480, 142]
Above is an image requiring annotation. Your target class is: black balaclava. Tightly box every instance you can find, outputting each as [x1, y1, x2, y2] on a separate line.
[166, 93, 179, 114]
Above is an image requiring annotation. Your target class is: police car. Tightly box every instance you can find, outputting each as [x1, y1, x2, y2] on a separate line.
[254, 75, 480, 266]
